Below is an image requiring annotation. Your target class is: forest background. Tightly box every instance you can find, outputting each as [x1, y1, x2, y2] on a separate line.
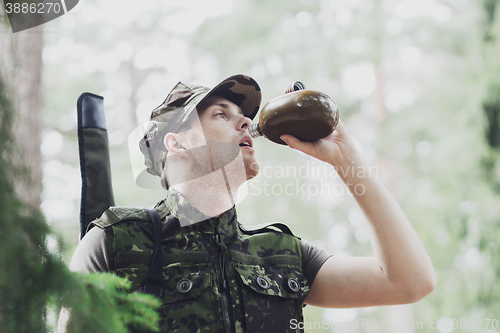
[1, 0, 500, 332]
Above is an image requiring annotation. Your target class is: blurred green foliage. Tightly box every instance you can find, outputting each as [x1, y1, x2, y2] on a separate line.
[0, 68, 160, 332]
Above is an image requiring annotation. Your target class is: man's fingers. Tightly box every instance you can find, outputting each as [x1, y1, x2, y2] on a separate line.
[280, 134, 303, 149]
[280, 134, 319, 155]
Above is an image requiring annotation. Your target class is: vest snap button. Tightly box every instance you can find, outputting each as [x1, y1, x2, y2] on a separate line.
[287, 278, 300, 292]
[177, 278, 193, 293]
[256, 276, 270, 289]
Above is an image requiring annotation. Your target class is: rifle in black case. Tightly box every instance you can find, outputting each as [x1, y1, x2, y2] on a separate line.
[76, 93, 115, 240]
[76, 92, 165, 300]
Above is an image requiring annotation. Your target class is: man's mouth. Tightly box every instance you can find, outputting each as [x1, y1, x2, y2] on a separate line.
[239, 136, 253, 149]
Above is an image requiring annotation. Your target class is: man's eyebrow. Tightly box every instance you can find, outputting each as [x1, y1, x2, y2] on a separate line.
[213, 102, 244, 116]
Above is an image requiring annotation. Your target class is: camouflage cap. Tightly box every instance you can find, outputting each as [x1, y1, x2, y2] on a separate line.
[139, 74, 261, 178]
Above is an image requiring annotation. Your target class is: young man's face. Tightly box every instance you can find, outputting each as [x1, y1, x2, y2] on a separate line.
[182, 95, 259, 181]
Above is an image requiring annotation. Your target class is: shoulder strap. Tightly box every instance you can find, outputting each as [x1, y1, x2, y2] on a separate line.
[240, 222, 295, 237]
[88, 207, 149, 232]
[137, 209, 181, 298]
[138, 208, 164, 298]
[89, 199, 172, 231]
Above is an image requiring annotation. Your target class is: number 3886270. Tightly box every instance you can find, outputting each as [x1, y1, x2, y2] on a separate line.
[5, 2, 62, 14]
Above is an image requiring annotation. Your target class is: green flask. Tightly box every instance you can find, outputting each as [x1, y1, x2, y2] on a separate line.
[249, 82, 340, 145]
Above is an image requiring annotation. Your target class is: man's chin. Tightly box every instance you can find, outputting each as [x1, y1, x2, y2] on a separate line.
[245, 160, 259, 180]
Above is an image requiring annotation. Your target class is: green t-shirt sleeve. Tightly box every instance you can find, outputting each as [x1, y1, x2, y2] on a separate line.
[300, 239, 332, 286]
[69, 226, 110, 273]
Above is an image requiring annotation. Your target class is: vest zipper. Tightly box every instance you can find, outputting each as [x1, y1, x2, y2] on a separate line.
[213, 233, 231, 333]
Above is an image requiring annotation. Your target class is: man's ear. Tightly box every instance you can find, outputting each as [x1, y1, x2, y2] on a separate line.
[164, 133, 187, 155]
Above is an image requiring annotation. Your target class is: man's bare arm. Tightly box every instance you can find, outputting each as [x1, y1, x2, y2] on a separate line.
[281, 121, 435, 307]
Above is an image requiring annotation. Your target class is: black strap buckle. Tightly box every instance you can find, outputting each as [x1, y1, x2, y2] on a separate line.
[136, 284, 164, 298]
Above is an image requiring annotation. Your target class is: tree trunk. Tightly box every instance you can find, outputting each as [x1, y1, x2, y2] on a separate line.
[0, 8, 45, 332]
[0, 18, 44, 208]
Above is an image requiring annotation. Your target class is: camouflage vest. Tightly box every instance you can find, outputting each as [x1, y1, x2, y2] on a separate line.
[90, 189, 310, 333]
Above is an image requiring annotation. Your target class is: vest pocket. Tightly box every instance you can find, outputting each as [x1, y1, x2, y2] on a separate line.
[161, 263, 211, 303]
[232, 262, 309, 333]
[117, 263, 218, 332]
[160, 263, 217, 332]
[115, 263, 211, 302]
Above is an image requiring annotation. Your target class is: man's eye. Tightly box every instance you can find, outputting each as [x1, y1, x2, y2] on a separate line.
[215, 112, 227, 119]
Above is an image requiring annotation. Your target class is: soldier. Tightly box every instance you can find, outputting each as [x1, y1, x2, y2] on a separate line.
[59, 74, 435, 332]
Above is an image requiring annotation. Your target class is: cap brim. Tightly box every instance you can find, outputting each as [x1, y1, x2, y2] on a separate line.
[174, 74, 262, 133]
[208, 74, 262, 119]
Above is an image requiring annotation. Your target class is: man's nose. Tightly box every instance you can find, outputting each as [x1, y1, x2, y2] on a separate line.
[238, 116, 252, 131]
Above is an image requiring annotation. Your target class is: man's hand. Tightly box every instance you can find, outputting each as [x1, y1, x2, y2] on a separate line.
[281, 119, 435, 308]
[280, 120, 359, 168]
